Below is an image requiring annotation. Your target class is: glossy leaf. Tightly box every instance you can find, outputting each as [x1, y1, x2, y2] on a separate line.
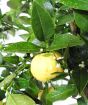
[48, 33, 85, 50]
[6, 93, 36, 105]
[26, 80, 40, 97]
[4, 42, 41, 53]
[32, 0, 55, 41]
[46, 84, 77, 103]
[15, 78, 29, 89]
[59, 0, 88, 10]
[74, 11, 88, 32]
[15, 77, 39, 96]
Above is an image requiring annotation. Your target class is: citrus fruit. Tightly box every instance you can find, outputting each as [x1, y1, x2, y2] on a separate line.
[31, 52, 63, 82]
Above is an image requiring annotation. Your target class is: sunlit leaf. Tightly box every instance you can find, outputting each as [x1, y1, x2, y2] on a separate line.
[48, 33, 85, 50]
[7, 0, 21, 9]
[4, 42, 41, 53]
[6, 93, 36, 105]
[59, 0, 88, 10]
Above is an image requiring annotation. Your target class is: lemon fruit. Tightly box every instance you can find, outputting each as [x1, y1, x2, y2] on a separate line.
[31, 52, 63, 82]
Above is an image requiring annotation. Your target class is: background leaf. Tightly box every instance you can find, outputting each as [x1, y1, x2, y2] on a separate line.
[7, 0, 21, 9]
[72, 70, 88, 93]
[19, 16, 31, 25]
[77, 97, 87, 105]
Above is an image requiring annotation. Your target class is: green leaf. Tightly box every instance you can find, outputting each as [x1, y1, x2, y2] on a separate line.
[14, 78, 39, 97]
[14, 20, 30, 32]
[7, 0, 21, 9]
[20, 34, 30, 40]
[1, 15, 13, 25]
[0, 53, 3, 64]
[59, 0, 88, 10]
[0, 73, 16, 88]
[51, 73, 68, 81]
[32, 0, 55, 41]
[26, 80, 40, 97]
[19, 16, 31, 24]
[37, 0, 54, 17]
[48, 33, 85, 50]
[41, 89, 52, 105]
[4, 56, 19, 64]
[8, 29, 15, 36]
[1, 70, 10, 77]
[4, 42, 41, 53]
[15, 78, 29, 89]
[6, 93, 36, 105]
[46, 84, 77, 103]
[43, 0, 54, 16]
[72, 70, 88, 93]
[77, 97, 87, 105]
[0, 33, 7, 39]
[80, 34, 88, 44]
[57, 13, 74, 25]
[0, 89, 5, 100]
[74, 11, 88, 32]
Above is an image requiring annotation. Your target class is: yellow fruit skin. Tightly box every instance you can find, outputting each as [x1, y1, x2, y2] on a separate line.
[31, 53, 63, 82]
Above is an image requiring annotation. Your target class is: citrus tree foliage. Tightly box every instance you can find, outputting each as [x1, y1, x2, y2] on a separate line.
[0, 0, 88, 105]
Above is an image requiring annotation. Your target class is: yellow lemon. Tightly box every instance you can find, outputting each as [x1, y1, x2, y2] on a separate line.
[31, 52, 63, 82]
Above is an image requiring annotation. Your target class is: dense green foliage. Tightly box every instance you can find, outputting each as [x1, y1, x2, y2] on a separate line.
[0, 0, 88, 105]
